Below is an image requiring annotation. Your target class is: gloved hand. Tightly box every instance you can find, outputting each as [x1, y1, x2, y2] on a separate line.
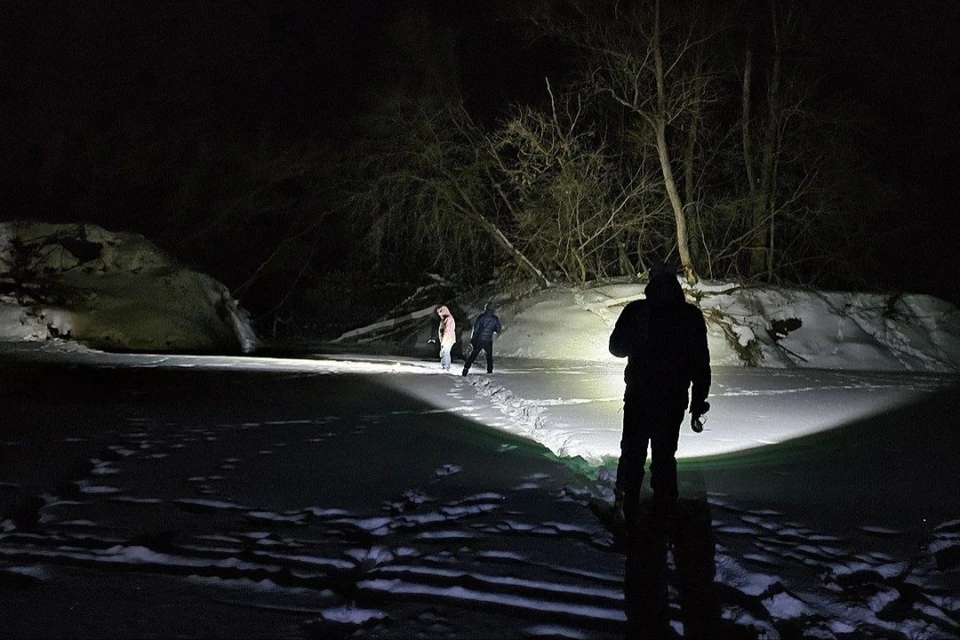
[690, 400, 710, 433]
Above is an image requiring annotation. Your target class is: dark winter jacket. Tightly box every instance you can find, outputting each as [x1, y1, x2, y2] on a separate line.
[471, 310, 502, 342]
[608, 273, 710, 411]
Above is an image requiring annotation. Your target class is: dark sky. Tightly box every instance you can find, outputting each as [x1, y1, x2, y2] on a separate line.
[3, 1, 956, 175]
[823, 1, 960, 302]
[823, 1, 960, 166]
[1, 0, 958, 300]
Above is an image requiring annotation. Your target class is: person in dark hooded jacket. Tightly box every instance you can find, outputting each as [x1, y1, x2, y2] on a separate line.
[608, 263, 711, 522]
[462, 302, 502, 375]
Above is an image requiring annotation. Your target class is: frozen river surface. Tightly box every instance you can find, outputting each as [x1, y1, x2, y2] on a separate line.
[0, 348, 957, 639]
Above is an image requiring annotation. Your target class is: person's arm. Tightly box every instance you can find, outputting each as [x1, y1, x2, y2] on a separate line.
[608, 302, 647, 358]
[689, 308, 711, 416]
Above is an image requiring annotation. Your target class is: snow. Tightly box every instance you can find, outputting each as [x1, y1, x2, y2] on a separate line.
[334, 278, 959, 375]
[478, 281, 960, 373]
[0, 221, 258, 353]
[1, 259, 958, 638]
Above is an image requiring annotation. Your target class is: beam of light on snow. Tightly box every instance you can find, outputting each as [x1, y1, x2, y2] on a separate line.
[18, 349, 451, 376]
[16, 346, 953, 466]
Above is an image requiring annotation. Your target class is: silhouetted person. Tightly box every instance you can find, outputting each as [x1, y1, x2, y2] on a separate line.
[462, 301, 502, 376]
[609, 263, 711, 522]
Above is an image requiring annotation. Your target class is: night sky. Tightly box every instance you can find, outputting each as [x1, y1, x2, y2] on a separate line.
[825, 1, 960, 304]
[2, 0, 958, 303]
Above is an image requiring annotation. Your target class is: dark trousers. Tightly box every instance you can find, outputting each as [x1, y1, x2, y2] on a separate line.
[463, 339, 494, 373]
[616, 398, 685, 520]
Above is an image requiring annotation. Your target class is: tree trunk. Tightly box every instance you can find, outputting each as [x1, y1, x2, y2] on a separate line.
[751, 1, 782, 278]
[653, 0, 697, 285]
[480, 211, 553, 288]
[742, 36, 757, 197]
[451, 181, 552, 289]
[766, 148, 779, 280]
[684, 75, 704, 267]
[655, 120, 695, 284]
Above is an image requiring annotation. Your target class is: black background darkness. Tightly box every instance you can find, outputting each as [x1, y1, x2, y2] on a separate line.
[1, 0, 958, 306]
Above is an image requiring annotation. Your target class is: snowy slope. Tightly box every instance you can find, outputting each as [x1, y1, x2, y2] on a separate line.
[337, 279, 960, 374]
[698, 283, 960, 372]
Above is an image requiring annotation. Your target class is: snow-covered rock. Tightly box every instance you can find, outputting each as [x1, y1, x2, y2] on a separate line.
[0, 221, 258, 353]
[696, 283, 960, 372]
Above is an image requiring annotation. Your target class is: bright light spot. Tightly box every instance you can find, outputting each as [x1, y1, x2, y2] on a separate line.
[32, 350, 449, 376]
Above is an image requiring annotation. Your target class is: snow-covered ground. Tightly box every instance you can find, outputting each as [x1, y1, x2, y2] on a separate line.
[1, 274, 959, 638]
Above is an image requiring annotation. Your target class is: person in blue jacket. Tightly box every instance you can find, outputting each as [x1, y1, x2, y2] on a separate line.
[462, 302, 502, 375]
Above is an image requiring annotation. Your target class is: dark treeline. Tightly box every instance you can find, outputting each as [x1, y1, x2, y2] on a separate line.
[2, 0, 956, 332]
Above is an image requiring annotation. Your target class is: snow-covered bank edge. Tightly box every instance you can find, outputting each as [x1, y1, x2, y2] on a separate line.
[335, 279, 960, 374]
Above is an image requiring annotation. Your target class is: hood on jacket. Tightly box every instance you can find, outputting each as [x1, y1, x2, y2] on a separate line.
[437, 305, 452, 318]
[644, 263, 684, 307]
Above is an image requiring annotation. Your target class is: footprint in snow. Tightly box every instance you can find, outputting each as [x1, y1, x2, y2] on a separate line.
[383, 489, 433, 514]
[433, 464, 462, 478]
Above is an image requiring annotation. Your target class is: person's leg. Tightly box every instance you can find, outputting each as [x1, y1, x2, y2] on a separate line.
[649, 406, 685, 502]
[616, 402, 649, 524]
[483, 340, 494, 373]
[440, 344, 452, 370]
[462, 340, 480, 374]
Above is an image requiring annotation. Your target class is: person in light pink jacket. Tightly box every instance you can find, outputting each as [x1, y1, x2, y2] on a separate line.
[436, 305, 457, 371]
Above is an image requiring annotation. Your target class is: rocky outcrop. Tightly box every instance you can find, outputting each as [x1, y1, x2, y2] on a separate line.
[0, 221, 257, 353]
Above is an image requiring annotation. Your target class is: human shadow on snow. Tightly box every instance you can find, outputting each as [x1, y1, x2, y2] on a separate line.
[621, 473, 742, 640]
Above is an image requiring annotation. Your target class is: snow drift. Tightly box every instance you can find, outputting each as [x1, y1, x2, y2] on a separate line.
[336, 279, 960, 374]
[0, 221, 257, 354]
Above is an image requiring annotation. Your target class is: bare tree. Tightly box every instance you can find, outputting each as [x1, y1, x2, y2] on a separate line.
[342, 0, 899, 293]
[528, 0, 730, 284]
[743, 1, 785, 279]
[736, 0, 841, 282]
[347, 98, 550, 288]
[490, 81, 661, 283]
